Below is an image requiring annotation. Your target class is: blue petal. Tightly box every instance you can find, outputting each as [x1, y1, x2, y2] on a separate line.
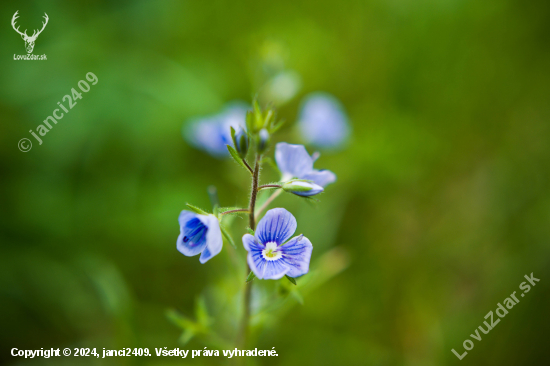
[198, 214, 223, 263]
[262, 260, 290, 280]
[219, 103, 249, 130]
[177, 211, 207, 256]
[184, 102, 248, 158]
[275, 143, 314, 179]
[247, 248, 289, 280]
[298, 93, 350, 149]
[185, 117, 229, 158]
[199, 247, 212, 263]
[247, 247, 266, 278]
[301, 169, 336, 187]
[255, 208, 297, 246]
[242, 233, 264, 251]
[243, 234, 298, 280]
[279, 235, 313, 277]
[177, 211, 223, 263]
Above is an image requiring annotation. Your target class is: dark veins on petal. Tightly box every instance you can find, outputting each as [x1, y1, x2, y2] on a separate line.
[183, 218, 207, 247]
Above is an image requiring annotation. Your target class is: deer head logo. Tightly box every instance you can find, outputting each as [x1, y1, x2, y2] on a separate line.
[12, 11, 49, 54]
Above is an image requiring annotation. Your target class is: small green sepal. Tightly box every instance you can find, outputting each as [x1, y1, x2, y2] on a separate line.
[186, 203, 210, 215]
[227, 145, 251, 172]
[285, 275, 297, 285]
[219, 223, 236, 249]
[246, 271, 256, 282]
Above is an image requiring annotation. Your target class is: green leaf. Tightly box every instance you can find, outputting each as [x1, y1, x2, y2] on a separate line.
[245, 110, 254, 133]
[227, 145, 251, 172]
[219, 223, 236, 249]
[230, 126, 236, 143]
[270, 118, 286, 133]
[285, 275, 297, 285]
[246, 227, 255, 235]
[179, 329, 195, 345]
[246, 271, 256, 282]
[166, 309, 195, 330]
[186, 203, 210, 215]
[253, 100, 262, 129]
[195, 296, 211, 326]
[264, 109, 274, 128]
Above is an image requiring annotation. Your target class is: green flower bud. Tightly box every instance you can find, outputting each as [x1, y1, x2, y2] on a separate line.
[282, 179, 324, 197]
[232, 126, 249, 158]
[257, 129, 270, 153]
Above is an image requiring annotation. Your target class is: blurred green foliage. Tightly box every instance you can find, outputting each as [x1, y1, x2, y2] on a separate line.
[1, 0, 549, 365]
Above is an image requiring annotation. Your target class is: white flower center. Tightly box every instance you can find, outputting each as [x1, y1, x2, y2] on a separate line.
[262, 242, 282, 261]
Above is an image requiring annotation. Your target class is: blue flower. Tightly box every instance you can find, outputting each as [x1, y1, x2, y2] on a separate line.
[177, 211, 222, 263]
[242, 208, 313, 279]
[298, 93, 350, 149]
[185, 102, 249, 158]
[275, 142, 336, 187]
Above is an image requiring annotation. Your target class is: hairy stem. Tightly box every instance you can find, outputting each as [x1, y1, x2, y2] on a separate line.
[243, 159, 254, 175]
[238, 154, 261, 351]
[258, 184, 282, 190]
[248, 154, 261, 230]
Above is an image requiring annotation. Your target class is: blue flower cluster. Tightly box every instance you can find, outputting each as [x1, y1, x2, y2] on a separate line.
[177, 96, 346, 280]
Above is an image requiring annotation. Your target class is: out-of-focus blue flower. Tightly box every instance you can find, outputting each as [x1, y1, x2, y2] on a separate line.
[242, 208, 312, 279]
[177, 211, 222, 263]
[298, 93, 350, 149]
[282, 179, 324, 197]
[185, 102, 249, 158]
[275, 142, 336, 187]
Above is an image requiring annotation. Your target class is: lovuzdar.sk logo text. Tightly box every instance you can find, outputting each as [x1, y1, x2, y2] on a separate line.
[12, 10, 48, 60]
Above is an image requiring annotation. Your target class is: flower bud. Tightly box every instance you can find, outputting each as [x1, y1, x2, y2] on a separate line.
[232, 126, 249, 158]
[282, 179, 324, 197]
[257, 129, 270, 153]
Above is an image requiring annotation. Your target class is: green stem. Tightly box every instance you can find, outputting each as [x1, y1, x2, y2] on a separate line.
[258, 184, 282, 190]
[243, 159, 254, 175]
[238, 154, 261, 350]
[248, 154, 261, 230]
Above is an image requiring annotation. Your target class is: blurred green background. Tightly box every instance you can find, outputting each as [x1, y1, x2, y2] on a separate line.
[1, 0, 549, 365]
